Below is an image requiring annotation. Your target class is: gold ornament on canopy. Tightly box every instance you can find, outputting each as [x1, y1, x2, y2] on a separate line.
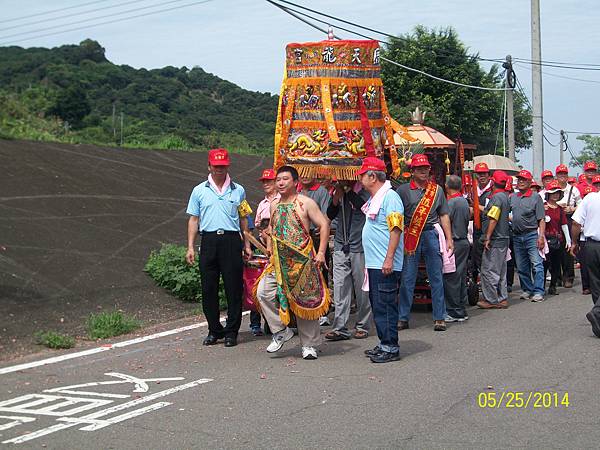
[273, 39, 412, 180]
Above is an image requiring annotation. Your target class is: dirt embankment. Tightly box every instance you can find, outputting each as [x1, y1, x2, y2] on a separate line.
[0, 140, 267, 361]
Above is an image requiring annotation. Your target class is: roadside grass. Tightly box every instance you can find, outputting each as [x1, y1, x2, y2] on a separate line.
[86, 311, 141, 340]
[34, 331, 76, 349]
[145, 243, 228, 311]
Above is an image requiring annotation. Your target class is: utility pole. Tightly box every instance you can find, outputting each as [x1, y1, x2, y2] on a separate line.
[112, 102, 116, 143]
[531, 0, 544, 178]
[559, 129, 565, 165]
[120, 112, 124, 146]
[504, 55, 516, 162]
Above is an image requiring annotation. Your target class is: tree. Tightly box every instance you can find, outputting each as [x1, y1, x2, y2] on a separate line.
[381, 26, 531, 154]
[47, 85, 91, 128]
[572, 135, 600, 167]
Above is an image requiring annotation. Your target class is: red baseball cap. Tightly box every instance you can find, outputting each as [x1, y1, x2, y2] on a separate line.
[582, 185, 596, 197]
[545, 180, 562, 192]
[259, 168, 276, 181]
[411, 154, 431, 168]
[504, 176, 513, 191]
[356, 156, 386, 175]
[593, 175, 600, 184]
[584, 160, 598, 171]
[531, 179, 542, 189]
[555, 164, 569, 175]
[474, 162, 490, 173]
[517, 170, 533, 181]
[568, 177, 576, 184]
[579, 174, 587, 183]
[208, 148, 230, 166]
[491, 170, 508, 185]
[541, 170, 553, 179]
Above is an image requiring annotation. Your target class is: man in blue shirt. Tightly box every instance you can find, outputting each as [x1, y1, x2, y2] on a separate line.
[358, 157, 404, 363]
[186, 148, 252, 348]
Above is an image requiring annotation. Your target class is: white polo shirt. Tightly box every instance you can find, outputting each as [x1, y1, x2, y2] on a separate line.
[557, 184, 581, 208]
[572, 192, 600, 241]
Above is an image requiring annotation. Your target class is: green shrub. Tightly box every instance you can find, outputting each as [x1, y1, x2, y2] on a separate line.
[156, 134, 191, 150]
[86, 311, 141, 339]
[144, 244, 227, 309]
[35, 331, 75, 349]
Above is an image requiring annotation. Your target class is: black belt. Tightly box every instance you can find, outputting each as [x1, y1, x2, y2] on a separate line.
[202, 229, 239, 236]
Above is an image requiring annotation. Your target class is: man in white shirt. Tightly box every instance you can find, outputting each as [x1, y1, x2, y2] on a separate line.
[571, 191, 600, 338]
[556, 164, 581, 288]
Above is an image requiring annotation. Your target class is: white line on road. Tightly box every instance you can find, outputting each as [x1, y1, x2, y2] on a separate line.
[2, 378, 213, 444]
[0, 311, 250, 376]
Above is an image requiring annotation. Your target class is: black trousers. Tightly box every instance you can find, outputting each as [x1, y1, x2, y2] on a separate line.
[507, 234, 515, 288]
[578, 241, 590, 291]
[199, 232, 243, 338]
[472, 232, 483, 280]
[544, 246, 563, 289]
[584, 240, 600, 312]
[561, 216, 575, 282]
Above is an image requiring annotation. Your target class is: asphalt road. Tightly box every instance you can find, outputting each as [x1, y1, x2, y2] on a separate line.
[0, 286, 598, 449]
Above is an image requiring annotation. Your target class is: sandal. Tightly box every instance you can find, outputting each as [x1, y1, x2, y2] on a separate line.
[353, 330, 368, 339]
[325, 330, 350, 341]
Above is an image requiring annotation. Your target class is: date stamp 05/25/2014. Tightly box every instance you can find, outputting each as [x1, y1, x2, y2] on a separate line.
[477, 391, 570, 409]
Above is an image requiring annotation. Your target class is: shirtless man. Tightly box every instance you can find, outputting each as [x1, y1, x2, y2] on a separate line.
[256, 165, 330, 360]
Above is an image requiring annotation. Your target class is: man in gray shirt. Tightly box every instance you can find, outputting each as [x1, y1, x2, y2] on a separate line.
[478, 170, 511, 309]
[443, 175, 471, 321]
[509, 169, 546, 302]
[324, 182, 372, 340]
[396, 153, 454, 332]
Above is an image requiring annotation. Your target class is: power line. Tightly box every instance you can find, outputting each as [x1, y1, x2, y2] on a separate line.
[564, 130, 600, 135]
[513, 56, 600, 68]
[267, 0, 509, 92]
[0, 0, 216, 46]
[543, 134, 559, 147]
[269, 0, 505, 63]
[0, 0, 188, 41]
[515, 62, 600, 85]
[0, 0, 113, 24]
[512, 58, 600, 72]
[0, 0, 151, 33]
[272, 0, 600, 72]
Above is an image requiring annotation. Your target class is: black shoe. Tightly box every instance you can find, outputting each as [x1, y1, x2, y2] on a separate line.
[364, 346, 381, 357]
[224, 336, 237, 347]
[370, 351, 401, 363]
[203, 334, 221, 346]
[548, 286, 557, 295]
[586, 312, 600, 338]
[398, 320, 409, 331]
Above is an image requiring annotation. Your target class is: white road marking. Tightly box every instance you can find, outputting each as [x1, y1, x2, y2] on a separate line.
[0, 311, 250, 375]
[2, 378, 213, 444]
[0, 415, 36, 431]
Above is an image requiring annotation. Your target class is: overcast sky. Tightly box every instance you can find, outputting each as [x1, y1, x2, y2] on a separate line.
[2, 0, 599, 173]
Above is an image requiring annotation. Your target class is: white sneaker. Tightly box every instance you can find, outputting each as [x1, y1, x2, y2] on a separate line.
[302, 346, 318, 360]
[531, 294, 545, 302]
[519, 292, 532, 300]
[266, 327, 294, 353]
[319, 316, 331, 326]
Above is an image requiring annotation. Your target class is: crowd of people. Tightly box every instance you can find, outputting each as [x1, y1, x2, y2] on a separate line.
[185, 148, 600, 364]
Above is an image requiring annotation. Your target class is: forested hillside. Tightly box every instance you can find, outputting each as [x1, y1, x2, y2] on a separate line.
[0, 39, 278, 153]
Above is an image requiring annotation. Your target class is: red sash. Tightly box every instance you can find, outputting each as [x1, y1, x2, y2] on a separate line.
[405, 182, 438, 255]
